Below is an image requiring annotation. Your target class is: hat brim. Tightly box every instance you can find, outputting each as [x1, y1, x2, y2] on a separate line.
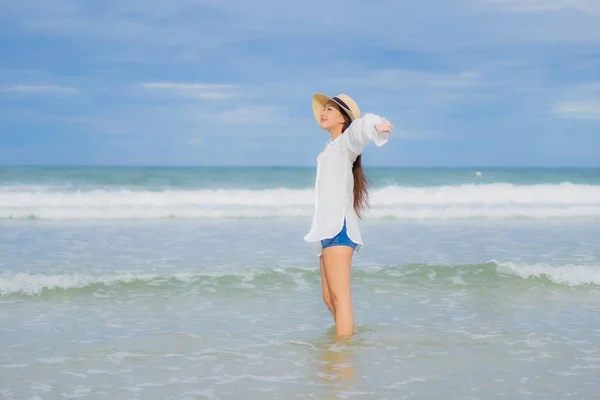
[312, 93, 357, 125]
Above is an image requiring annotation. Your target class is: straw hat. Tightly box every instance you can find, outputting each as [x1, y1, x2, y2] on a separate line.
[312, 93, 360, 125]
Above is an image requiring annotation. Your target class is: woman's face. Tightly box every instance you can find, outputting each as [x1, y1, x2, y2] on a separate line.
[319, 101, 346, 132]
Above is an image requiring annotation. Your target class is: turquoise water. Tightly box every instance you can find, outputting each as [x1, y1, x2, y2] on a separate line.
[1, 167, 600, 399]
[2, 166, 600, 189]
[1, 166, 599, 220]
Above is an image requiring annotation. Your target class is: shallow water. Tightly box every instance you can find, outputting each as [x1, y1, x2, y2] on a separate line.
[2, 219, 599, 399]
[2, 166, 600, 398]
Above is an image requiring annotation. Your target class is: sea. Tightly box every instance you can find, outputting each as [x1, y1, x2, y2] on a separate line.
[1, 166, 599, 399]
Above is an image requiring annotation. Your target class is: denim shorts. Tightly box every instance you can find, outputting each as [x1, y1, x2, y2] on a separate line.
[321, 219, 357, 250]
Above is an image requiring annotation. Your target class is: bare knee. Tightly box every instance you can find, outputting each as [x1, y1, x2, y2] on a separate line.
[321, 289, 334, 313]
[329, 289, 351, 309]
[323, 293, 334, 311]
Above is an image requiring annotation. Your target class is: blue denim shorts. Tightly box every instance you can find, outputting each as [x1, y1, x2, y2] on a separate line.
[321, 219, 357, 250]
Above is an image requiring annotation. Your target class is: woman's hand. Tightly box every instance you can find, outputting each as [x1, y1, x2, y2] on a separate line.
[375, 120, 394, 134]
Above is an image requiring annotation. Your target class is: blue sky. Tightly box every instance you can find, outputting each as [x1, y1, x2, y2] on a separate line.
[1, 0, 599, 167]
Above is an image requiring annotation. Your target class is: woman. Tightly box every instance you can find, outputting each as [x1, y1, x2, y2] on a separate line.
[304, 93, 393, 337]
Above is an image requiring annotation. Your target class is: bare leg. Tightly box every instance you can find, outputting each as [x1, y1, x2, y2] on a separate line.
[321, 245, 354, 337]
[320, 256, 335, 319]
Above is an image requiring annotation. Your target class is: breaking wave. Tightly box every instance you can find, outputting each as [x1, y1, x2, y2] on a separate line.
[1, 183, 599, 220]
[2, 261, 598, 296]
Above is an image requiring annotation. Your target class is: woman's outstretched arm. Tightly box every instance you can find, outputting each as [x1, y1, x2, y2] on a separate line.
[341, 113, 394, 159]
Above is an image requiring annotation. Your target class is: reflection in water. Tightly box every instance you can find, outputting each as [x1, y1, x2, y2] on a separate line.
[313, 333, 356, 398]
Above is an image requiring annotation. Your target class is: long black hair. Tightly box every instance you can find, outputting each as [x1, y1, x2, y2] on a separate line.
[331, 102, 369, 219]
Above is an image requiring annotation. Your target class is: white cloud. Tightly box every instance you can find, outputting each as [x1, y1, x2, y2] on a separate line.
[551, 81, 600, 119]
[320, 67, 489, 115]
[5, 0, 598, 59]
[553, 101, 600, 119]
[329, 68, 485, 92]
[468, 0, 600, 42]
[485, 0, 600, 14]
[426, 71, 483, 88]
[4, 84, 79, 94]
[207, 106, 291, 126]
[140, 82, 237, 99]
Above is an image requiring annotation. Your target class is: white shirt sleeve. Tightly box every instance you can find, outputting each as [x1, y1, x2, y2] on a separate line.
[341, 113, 390, 159]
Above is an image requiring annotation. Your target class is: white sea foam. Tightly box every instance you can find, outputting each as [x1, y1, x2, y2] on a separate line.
[0, 271, 189, 296]
[0, 269, 285, 295]
[1, 183, 599, 220]
[2, 261, 599, 296]
[494, 260, 600, 286]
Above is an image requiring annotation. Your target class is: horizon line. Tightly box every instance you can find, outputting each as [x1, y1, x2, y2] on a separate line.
[1, 164, 599, 169]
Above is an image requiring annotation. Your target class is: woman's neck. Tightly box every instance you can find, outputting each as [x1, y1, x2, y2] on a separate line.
[329, 128, 343, 141]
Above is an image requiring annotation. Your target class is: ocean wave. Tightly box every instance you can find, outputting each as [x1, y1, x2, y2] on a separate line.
[493, 260, 600, 286]
[1, 183, 599, 220]
[2, 261, 598, 296]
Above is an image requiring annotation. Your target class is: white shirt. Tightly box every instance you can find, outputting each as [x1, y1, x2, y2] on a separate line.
[304, 113, 389, 256]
